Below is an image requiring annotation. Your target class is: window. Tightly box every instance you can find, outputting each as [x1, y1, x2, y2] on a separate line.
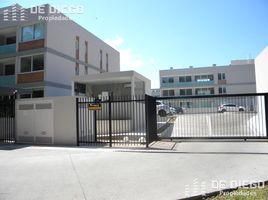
[106, 53, 109, 72]
[195, 74, 214, 82]
[85, 41, 88, 63]
[186, 76, 192, 82]
[20, 94, 31, 99]
[22, 25, 33, 41]
[168, 77, 174, 83]
[179, 76, 185, 82]
[180, 89, 192, 96]
[195, 88, 214, 95]
[162, 90, 169, 96]
[219, 87, 226, 94]
[0, 64, 15, 76]
[75, 63, 79, 75]
[34, 23, 44, 39]
[20, 56, 32, 72]
[169, 90, 175, 96]
[33, 55, 44, 71]
[218, 73, 226, 80]
[100, 50, 103, 73]
[85, 66, 88, 75]
[162, 77, 168, 83]
[20, 54, 44, 73]
[21, 23, 44, 42]
[6, 36, 16, 44]
[5, 64, 15, 75]
[32, 90, 44, 98]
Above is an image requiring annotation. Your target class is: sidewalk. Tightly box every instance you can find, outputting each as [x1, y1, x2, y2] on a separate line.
[0, 142, 268, 200]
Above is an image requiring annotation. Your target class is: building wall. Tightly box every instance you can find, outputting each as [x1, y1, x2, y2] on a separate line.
[255, 46, 268, 93]
[46, 19, 120, 73]
[159, 60, 256, 96]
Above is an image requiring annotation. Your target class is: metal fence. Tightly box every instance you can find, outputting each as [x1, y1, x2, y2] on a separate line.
[156, 93, 268, 139]
[76, 95, 149, 147]
[0, 99, 15, 143]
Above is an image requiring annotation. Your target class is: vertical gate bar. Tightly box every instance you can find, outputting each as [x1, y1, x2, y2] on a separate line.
[94, 110, 97, 142]
[76, 98, 79, 146]
[265, 94, 268, 138]
[109, 96, 112, 147]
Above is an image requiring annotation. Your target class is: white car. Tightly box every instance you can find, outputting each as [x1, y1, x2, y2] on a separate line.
[156, 101, 171, 117]
[218, 104, 245, 113]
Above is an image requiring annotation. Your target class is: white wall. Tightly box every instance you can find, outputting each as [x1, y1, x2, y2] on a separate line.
[46, 19, 120, 73]
[16, 96, 77, 146]
[255, 46, 268, 93]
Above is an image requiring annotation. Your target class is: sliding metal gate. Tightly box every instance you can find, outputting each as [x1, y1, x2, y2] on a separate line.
[0, 99, 15, 143]
[156, 93, 268, 140]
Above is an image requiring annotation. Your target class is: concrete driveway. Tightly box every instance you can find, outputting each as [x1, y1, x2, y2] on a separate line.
[0, 142, 268, 200]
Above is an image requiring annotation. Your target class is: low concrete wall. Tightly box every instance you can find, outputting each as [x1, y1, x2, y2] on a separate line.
[16, 96, 77, 146]
[97, 120, 132, 134]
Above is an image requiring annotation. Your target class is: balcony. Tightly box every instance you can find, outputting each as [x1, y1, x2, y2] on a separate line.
[161, 80, 214, 88]
[0, 44, 16, 55]
[0, 75, 16, 87]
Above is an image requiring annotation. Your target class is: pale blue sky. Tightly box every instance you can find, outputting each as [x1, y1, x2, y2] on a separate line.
[1, 0, 268, 88]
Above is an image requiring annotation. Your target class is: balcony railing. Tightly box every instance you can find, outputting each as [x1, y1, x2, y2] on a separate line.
[0, 75, 16, 86]
[161, 80, 214, 88]
[0, 44, 16, 55]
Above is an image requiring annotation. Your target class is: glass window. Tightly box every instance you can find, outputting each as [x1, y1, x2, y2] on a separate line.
[5, 64, 15, 75]
[180, 89, 185, 95]
[162, 90, 168, 96]
[186, 76, 192, 82]
[22, 25, 33, 41]
[20, 94, 31, 99]
[33, 55, 44, 71]
[186, 89, 192, 95]
[179, 76, 185, 82]
[223, 87, 226, 93]
[0, 65, 4, 75]
[169, 90, 174, 96]
[168, 77, 174, 83]
[20, 56, 31, 72]
[34, 23, 44, 39]
[219, 87, 222, 94]
[32, 90, 44, 98]
[162, 77, 168, 83]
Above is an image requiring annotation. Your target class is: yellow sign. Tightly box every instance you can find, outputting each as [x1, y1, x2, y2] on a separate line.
[88, 103, 101, 110]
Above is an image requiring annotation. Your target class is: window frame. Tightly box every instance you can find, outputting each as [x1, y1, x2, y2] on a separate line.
[21, 23, 45, 42]
[19, 53, 45, 74]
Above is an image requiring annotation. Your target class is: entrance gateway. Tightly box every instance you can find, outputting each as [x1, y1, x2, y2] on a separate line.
[76, 93, 268, 147]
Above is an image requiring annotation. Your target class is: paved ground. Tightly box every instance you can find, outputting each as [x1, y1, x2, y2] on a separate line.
[158, 112, 266, 138]
[1, 142, 268, 200]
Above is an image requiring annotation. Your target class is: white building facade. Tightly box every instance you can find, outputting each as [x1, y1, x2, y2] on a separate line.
[0, 4, 120, 99]
[159, 59, 256, 97]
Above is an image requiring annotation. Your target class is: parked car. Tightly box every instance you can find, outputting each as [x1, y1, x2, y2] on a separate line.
[156, 101, 171, 117]
[174, 106, 185, 114]
[169, 107, 176, 115]
[218, 104, 245, 113]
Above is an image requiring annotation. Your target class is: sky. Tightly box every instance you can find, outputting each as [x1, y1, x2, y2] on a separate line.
[1, 0, 268, 88]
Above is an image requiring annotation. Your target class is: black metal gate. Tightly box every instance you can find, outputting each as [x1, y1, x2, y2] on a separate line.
[155, 93, 268, 140]
[76, 95, 152, 147]
[0, 99, 15, 143]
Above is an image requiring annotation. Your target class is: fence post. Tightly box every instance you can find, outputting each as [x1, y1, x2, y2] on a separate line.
[108, 96, 112, 147]
[265, 94, 268, 138]
[76, 98, 79, 146]
[94, 110, 97, 142]
[145, 95, 157, 148]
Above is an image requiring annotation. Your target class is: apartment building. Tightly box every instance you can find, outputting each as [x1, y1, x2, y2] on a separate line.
[159, 59, 256, 97]
[0, 4, 120, 100]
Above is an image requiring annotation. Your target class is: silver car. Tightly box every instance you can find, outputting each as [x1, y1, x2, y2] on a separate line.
[156, 101, 171, 117]
[218, 104, 245, 113]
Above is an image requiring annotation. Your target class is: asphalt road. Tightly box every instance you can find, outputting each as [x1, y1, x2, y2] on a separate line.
[158, 112, 266, 138]
[1, 143, 268, 200]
